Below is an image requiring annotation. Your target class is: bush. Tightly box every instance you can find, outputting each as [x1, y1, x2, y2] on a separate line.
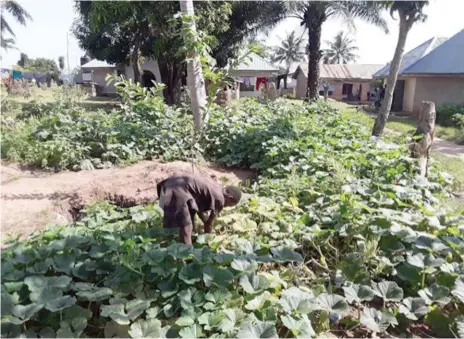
[436, 103, 464, 127]
[453, 114, 464, 145]
[284, 93, 296, 99]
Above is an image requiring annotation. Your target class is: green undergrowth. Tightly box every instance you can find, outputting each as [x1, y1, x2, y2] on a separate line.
[2, 97, 464, 338]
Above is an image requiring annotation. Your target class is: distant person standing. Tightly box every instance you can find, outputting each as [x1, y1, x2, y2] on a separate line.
[323, 81, 329, 101]
[374, 87, 381, 113]
[380, 85, 386, 101]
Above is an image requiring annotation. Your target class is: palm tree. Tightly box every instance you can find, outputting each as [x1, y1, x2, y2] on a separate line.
[323, 31, 358, 64]
[1, 1, 32, 50]
[372, 1, 428, 136]
[272, 31, 306, 89]
[286, 1, 388, 100]
[179, 0, 207, 132]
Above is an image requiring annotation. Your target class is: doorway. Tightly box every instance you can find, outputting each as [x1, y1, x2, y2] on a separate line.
[142, 70, 157, 88]
[392, 80, 405, 112]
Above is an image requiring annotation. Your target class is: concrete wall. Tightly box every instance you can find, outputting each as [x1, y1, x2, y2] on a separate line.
[91, 68, 117, 95]
[412, 77, 464, 115]
[295, 72, 374, 101]
[124, 59, 162, 84]
[402, 78, 416, 113]
[295, 72, 307, 99]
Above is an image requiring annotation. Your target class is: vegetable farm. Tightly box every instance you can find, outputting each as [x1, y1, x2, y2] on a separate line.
[1, 93, 464, 338]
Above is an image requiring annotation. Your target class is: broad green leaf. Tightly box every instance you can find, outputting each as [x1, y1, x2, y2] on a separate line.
[56, 321, 77, 338]
[145, 307, 160, 319]
[231, 259, 258, 273]
[396, 263, 421, 284]
[245, 291, 274, 311]
[1, 322, 21, 338]
[126, 299, 151, 320]
[398, 297, 429, 320]
[179, 325, 203, 339]
[38, 326, 55, 339]
[205, 289, 232, 305]
[342, 283, 375, 304]
[281, 314, 316, 338]
[128, 318, 165, 339]
[239, 274, 269, 294]
[279, 287, 314, 314]
[360, 308, 397, 333]
[158, 281, 178, 298]
[101, 304, 125, 318]
[166, 243, 192, 260]
[198, 311, 225, 330]
[452, 279, 464, 303]
[203, 266, 234, 288]
[407, 253, 425, 268]
[372, 281, 403, 301]
[418, 283, 451, 305]
[1, 292, 19, 316]
[45, 295, 76, 312]
[12, 303, 43, 321]
[175, 315, 195, 327]
[219, 309, 245, 334]
[316, 293, 348, 314]
[63, 305, 91, 333]
[30, 286, 63, 304]
[3, 282, 24, 293]
[77, 287, 113, 301]
[237, 321, 278, 338]
[179, 263, 203, 284]
[270, 247, 303, 263]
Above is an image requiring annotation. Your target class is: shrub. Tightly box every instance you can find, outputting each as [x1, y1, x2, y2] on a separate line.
[436, 103, 464, 127]
[284, 93, 296, 99]
[453, 114, 464, 145]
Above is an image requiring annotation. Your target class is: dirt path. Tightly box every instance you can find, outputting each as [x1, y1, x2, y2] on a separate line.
[433, 137, 464, 159]
[0, 160, 255, 240]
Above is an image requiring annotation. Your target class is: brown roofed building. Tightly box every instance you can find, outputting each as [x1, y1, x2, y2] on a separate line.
[293, 63, 383, 102]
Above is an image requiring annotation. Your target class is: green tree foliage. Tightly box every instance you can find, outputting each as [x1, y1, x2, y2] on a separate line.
[23, 58, 60, 74]
[323, 31, 358, 64]
[0, 0, 32, 50]
[287, 1, 387, 100]
[17, 52, 29, 67]
[271, 31, 306, 88]
[58, 56, 65, 71]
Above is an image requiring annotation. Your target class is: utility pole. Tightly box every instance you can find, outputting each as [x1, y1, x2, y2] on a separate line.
[66, 32, 70, 73]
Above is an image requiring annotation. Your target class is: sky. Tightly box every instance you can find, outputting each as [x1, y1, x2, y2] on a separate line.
[1, 0, 463, 72]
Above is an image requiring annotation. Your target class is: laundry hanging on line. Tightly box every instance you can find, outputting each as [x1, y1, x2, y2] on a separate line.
[256, 77, 268, 90]
[34, 73, 47, 84]
[12, 70, 23, 80]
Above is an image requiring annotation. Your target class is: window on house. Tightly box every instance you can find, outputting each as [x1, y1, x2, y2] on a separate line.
[319, 90, 333, 96]
[342, 83, 353, 95]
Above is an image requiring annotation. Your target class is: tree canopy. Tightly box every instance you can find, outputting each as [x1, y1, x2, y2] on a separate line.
[1, 0, 32, 50]
[21, 58, 60, 74]
[323, 31, 358, 64]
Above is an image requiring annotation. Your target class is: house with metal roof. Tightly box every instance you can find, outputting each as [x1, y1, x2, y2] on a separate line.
[228, 52, 280, 97]
[80, 58, 162, 95]
[373, 29, 464, 115]
[293, 63, 383, 102]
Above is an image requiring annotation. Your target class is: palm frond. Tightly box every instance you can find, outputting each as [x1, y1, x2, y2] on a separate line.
[1, 36, 16, 50]
[2, 0, 32, 25]
[0, 14, 14, 36]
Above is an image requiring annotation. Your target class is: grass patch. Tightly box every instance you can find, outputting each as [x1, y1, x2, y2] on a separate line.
[431, 151, 464, 192]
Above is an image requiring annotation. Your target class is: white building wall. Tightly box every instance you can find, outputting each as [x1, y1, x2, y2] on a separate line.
[124, 59, 162, 84]
[402, 78, 416, 113]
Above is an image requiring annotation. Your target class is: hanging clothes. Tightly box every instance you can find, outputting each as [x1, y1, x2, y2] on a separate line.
[60, 74, 74, 85]
[256, 77, 268, 90]
[34, 73, 47, 84]
[12, 70, 23, 80]
[23, 72, 34, 80]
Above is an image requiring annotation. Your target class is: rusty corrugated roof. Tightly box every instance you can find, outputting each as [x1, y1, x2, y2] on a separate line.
[296, 64, 383, 80]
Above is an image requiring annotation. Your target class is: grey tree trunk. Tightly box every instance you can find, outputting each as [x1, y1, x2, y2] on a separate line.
[180, 0, 207, 131]
[372, 12, 411, 136]
[410, 101, 436, 177]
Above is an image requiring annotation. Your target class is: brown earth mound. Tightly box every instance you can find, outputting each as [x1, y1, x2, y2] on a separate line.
[0, 160, 255, 240]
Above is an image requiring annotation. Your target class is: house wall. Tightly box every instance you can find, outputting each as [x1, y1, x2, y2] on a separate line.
[124, 59, 162, 84]
[295, 73, 374, 101]
[85, 68, 117, 95]
[402, 78, 416, 112]
[295, 72, 307, 99]
[412, 77, 464, 115]
[229, 70, 277, 97]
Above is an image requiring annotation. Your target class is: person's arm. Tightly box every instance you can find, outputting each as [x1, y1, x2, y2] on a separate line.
[204, 210, 218, 234]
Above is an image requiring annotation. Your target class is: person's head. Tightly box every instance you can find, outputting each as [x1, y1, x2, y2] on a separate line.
[223, 186, 242, 207]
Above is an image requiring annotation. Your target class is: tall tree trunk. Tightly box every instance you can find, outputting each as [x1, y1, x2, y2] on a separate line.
[372, 12, 411, 136]
[158, 60, 183, 105]
[131, 37, 142, 85]
[306, 11, 324, 101]
[179, 0, 207, 131]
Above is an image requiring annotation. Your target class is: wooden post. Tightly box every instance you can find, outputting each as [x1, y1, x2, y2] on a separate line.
[410, 101, 436, 177]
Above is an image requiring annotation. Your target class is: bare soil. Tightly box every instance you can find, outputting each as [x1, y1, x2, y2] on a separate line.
[0, 160, 256, 240]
